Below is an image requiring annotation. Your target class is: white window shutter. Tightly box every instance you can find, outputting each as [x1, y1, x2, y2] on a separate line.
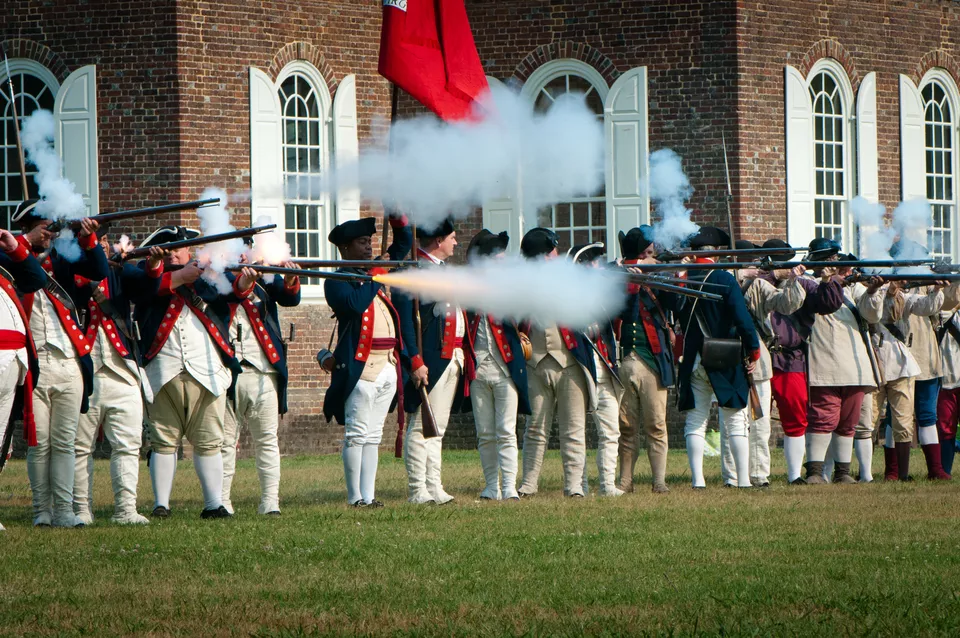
[900, 74, 926, 201]
[604, 66, 649, 259]
[54, 65, 98, 215]
[481, 77, 523, 252]
[333, 74, 360, 224]
[785, 65, 814, 246]
[856, 72, 879, 203]
[249, 67, 283, 227]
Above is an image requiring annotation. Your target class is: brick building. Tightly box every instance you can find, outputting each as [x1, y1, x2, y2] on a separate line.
[4, 0, 960, 457]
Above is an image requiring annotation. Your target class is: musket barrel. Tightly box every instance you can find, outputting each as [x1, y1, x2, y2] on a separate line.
[291, 259, 418, 269]
[50, 198, 222, 233]
[660, 247, 809, 260]
[228, 263, 375, 282]
[122, 224, 276, 260]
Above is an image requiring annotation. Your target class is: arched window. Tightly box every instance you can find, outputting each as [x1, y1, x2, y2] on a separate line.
[921, 76, 957, 259]
[0, 61, 59, 228]
[522, 61, 608, 253]
[809, 69, 849, 242]
[277, 63, 332, 282]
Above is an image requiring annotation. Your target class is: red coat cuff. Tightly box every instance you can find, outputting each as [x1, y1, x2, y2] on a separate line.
[79, 232, 97, 250]
[233, 274, 254, 298]
[4, 241, 29, 263]
[749, 349, 761, 362]
[388, 215, 409, 228]
[283, 277, 300, 293]
[411, 355, 425, 371]
[145, 259, 164, 278]
[159, 272, 174, 296]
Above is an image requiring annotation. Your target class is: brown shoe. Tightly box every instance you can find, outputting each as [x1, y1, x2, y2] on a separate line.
[651, 482, 670, 494]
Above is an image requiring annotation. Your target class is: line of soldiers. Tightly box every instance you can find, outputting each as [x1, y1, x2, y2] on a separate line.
[323, 216, 960, 507]
[0, 199, 301, 529]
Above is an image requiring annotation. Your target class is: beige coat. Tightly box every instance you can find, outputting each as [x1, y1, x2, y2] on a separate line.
[895, 287, 945, 381]
[740, 275, 806, 382]
[808, 281, 883, 388]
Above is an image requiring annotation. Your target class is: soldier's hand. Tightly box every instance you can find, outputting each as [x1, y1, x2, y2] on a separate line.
[237, 266, 259, 291]
[0, 229, 18, 252]
[179, 261, 203, 285]
[790, 265, 806, 280]
[146, 246, 167, 270]
[820, 266, 837, 282]
[280, 260, 300, 285]
[885, 280, 902, 297]
[412, 365, 429, 389]
[865, 276, 884, 293]
[744, 358, 758, 375]
[78, 217, 100, 238]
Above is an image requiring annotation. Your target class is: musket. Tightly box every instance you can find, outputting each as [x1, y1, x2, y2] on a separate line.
[48, 198, 221, 233]
[122, 224, 277, 260]
[656, 247, 809, 261]
[721, 132, 736, 250]
[410, 223, 440, 443]
[845, 273, 960, 284]
[626, 273, 729, 290]
[227, 264, 375, 283]
[3, 48, 30, 200]
[291, 258, 418, 269]
[621, 258, 939, 272]
[624, 275, 724, 300]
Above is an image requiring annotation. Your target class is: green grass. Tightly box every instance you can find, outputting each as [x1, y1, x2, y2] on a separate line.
[2, 449, 960, 636]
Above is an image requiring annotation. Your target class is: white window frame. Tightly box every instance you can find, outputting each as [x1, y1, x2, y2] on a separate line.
[519, 59, 609, 253]
[0, 59, 61, 228]
[919, 68, 960, 261]
[275, 61, 333, 300]
[807, 58, 857, 247]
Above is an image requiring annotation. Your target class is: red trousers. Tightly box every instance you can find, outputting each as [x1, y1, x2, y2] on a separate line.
[937, 386, 960, 440]
[771, 370, 808, 437]
[808, 386, 865, 436]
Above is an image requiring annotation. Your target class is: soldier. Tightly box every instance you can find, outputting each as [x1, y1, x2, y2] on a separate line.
[0, 227, 48, 532]
[13, 199, 108, 527]
[465, 230, 530, 501]
[323, 214, 411, 507]
[516, 228, 596, 498]
[72, 236, 167, 525]
[135, 225, 257, 519]
[936, 304, 960, 475]
[616, 225, 678, 494]
[675, 227, 760, 489]
[220, 250, 301, 516]
[723, 242, 806, 488]
[799, 238, 883, 484]
[568, 243, 624, 497]
[394, 218, 464, 505]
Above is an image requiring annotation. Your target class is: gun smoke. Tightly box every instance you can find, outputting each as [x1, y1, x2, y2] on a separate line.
[196, 187, 245, 293]
[290, 84, 605, 233]
[378, 257, 625, 330]
[853, 195, 935, 273]
[649, 149, 699, 249]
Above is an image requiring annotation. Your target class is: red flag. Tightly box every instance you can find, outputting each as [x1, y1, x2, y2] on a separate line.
[379, 0, 490, 121]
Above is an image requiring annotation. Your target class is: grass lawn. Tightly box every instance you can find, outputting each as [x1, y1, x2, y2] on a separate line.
[1, 449, 960, 636]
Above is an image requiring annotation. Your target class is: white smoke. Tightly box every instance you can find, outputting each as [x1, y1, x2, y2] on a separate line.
[195, 187, 244, 293]
[851, 196, 892, 259]
[113, 234, 133, 256]
[20, 110, 86, 221]
[53, 228, 81, 262]
[289, 84, 604, 233]
[379, 257, 625, 330]
[854, 196, 934, 274]
[649, 149, 699, 249]
[245, 214, 292, 265]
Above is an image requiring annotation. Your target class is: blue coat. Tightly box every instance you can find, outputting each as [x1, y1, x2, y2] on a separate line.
[618, 286, 679, 388]
[135, 271, 245, 395]
[323, 223, 412, 425]
[463, 314, 532, 415]
[43, 238, 110, 412]
[229, 276, 301, 414]
[675, 269, 760, 411]
[74, 261, 164, 365]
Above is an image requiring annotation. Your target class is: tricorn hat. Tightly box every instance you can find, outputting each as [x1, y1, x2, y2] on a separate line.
[520, 227, 560, 259]
[619, 225, 655, 260]
[139, 225, 200, 249]
[415, 217, 456, 241]
[467, 229, 509, 259]
[762, 238, 796, 261]
[688, 226, 730, 249]
[11, 199, 44, 228]
[567, 242, 606, 264]
[807, 236, 842, 261]
[328, 217, 377, 246]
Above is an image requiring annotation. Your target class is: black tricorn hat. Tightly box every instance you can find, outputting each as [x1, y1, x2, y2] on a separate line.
[11, 199, 44, 228]
[520, 227, 560, 259]
[567, 242, 606, 264]
[415, 217, 456, 241]
[762, 238, 796, 261]
[619, 225, 655, 260]
[688, 226, 730, 249]
[328, 217, 377, 246]
[467, 229, 509, 259]
[735, 239, 758, 250]
[807, 236, 842, 261]
[139, 225, 200, 248]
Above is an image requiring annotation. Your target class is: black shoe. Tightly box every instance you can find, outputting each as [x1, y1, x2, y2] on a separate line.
[365, 500, 384, 509]
[790, 477, 807, 486]
[200, 506, 232, 519]
[756, 481, 771, 488]
[351, 500, 368, 508]
[151, 506, 171, 519]
[517, 491, 534, 499]
[722, 483, 736, 489]
[265, 510, 281, 516]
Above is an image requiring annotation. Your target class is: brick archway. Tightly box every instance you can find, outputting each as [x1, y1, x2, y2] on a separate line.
[915, 50, 960, 88]
[1, 38, 70, 82]
[799, 39, 860, 89]
[512, 42, 620, 87]
[268, 42, 338, 95]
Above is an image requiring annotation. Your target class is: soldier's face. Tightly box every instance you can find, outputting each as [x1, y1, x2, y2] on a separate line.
[23, 220, 54, 250]
[342, 236, 372, 261]
[640, 244, 656, 260]
[433, 232, 458, 261]
[166, 247, 192, 266]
